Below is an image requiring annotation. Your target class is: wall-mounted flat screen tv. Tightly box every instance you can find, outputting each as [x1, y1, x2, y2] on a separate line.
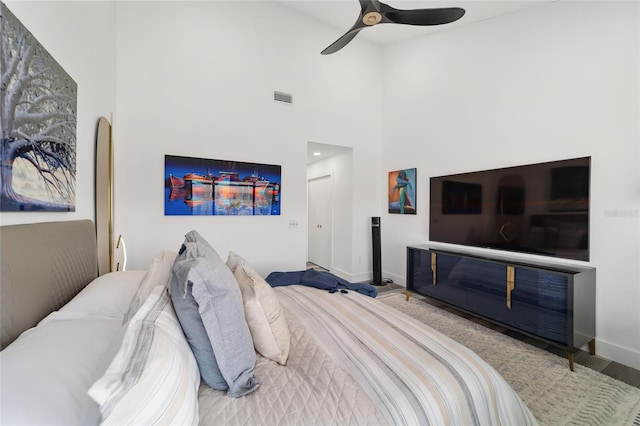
[429, 157, 590, 261]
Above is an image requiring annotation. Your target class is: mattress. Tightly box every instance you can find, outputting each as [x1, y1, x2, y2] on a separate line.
[198, 285, 537, 425]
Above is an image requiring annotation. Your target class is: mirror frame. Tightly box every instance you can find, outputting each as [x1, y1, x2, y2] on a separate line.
[95, 117, 113, 275]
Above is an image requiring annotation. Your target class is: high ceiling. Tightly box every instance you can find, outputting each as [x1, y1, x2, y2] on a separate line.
[291, 1, 557, 163]
[279, 0, 555, 47]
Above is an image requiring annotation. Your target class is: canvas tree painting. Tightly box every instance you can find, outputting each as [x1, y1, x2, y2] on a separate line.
[0, 2, 78, 211]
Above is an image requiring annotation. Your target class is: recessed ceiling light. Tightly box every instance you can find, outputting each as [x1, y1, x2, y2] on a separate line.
[313, 152, 321, 156]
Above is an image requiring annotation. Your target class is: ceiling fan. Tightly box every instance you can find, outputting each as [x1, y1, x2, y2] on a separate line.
[321, 0, 465, 55]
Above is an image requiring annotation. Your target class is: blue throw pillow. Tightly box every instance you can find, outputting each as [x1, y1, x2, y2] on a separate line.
[170, 270, 227, 390]
[170, 230, 259, 397]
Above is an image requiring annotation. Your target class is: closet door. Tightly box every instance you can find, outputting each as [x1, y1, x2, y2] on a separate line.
[308, 175, 332, 270]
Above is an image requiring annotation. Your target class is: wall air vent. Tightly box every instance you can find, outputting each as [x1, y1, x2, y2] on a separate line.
[274, 91, 293, 104]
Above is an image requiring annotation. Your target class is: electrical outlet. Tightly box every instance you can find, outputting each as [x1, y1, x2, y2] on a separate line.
[288, 220, 299, 229]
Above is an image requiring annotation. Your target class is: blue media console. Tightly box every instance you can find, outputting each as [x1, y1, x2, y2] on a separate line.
[406, 245, 596, 370]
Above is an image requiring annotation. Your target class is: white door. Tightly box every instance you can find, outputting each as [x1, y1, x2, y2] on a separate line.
[308, 175, 332, 270]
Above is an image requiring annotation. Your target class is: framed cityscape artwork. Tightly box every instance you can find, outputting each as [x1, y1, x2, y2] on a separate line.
[164, 154, 281, 216]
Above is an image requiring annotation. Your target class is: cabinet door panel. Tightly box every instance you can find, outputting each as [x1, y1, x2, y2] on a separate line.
[509, 269, 568, 344]
[408, 250, 466, 307]
[538, 272, 569, 313]
[408, 248, 432, 291]
[433, 253, 468, 307]
[512, 269, 568, 312]
[445, 257, 507, 318]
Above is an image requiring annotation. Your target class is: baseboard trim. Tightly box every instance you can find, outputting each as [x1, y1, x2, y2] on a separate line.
[330, 267, 359, 283]
[594, 338, 640, 371]
[332, 269, 407, 286]
[383, 271, 406, 287]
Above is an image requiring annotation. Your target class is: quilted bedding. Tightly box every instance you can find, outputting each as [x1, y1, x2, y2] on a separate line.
[197, 291, 386, 425]
[198, 286, 537, 425]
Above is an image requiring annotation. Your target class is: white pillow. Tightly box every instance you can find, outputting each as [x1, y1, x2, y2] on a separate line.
[89, 285, 200, 425]
[234, 261, 290, 365]
[0, 319, 124, 425]
[38, 270, 146, 325]
[226, 250, 249, 273]
[123, 250, 177, 323]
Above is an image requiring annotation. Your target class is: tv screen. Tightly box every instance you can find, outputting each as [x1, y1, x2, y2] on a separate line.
[429, 157, 590, 261]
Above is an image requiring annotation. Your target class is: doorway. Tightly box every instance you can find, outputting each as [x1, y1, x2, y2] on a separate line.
[307, 175, 332, 270]
[307, 141, 352, 275]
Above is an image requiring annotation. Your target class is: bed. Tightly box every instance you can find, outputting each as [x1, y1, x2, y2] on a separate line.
[0, 220, 538, 425]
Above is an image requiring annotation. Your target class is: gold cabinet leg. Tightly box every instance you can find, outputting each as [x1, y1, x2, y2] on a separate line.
[565, 351, 575, 371]
[406, 291, 412, 301]
[588, 339, 596, 355]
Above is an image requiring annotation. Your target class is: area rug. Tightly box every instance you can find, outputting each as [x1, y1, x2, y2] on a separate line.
[377, 292, 640, 426]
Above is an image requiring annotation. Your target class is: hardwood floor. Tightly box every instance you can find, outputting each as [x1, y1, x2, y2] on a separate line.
[304, 262, 640, 388]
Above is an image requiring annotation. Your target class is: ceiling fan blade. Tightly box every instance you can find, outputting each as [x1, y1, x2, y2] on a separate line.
[322, 0, 379, 55]
[321, 26, 364, 55]
[320, 1, 465, 55]
[382, 7, 465, 26]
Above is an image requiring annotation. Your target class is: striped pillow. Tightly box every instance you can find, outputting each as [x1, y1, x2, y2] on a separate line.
[89, 285, 200, 425]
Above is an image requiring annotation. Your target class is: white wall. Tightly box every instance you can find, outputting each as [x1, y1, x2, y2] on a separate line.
[381, 1, 640, 369]
[0, 1, 117, 227]
[113, 2, 382, 276]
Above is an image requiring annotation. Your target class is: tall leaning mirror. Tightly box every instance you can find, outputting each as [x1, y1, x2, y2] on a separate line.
[95, 117, 113, 276]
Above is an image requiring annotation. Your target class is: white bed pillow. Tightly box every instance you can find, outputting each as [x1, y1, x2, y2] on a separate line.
[89, 284, 200, 425]
[123, 250, 177, 323]
[226, 250, 250, 273]
[38, 270, 146, 325]
[234, 261, 290, 365]
[0, 318, 124, 426]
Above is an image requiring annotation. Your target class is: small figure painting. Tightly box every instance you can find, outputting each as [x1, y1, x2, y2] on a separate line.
[389, 168, 416, 214]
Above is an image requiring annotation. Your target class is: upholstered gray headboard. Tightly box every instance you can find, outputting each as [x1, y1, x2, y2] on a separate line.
[1, 220, 98, 349]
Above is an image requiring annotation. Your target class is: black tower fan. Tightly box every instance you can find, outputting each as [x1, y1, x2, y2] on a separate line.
[371, 216, 383, 285]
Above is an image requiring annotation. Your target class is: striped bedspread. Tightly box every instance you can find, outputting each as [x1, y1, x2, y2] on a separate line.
[276, 286, 538, 426]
